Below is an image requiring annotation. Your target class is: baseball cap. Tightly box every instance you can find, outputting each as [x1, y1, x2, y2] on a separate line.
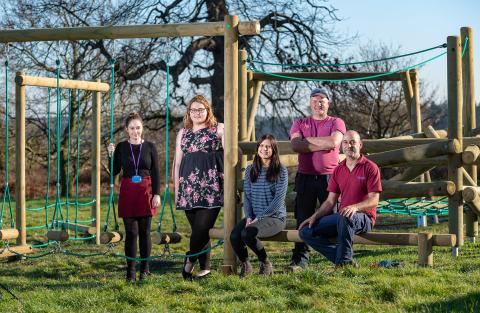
[310, 87, 330, 99]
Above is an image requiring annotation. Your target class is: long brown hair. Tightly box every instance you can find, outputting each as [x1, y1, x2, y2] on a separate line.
[250, 134, 282, 183]
[183, 95, 217, 129]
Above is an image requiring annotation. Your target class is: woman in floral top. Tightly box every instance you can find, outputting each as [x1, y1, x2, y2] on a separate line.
[174, 95, 224, 280]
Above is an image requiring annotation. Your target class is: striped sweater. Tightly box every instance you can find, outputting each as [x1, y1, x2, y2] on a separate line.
[243, 164, 288, 220]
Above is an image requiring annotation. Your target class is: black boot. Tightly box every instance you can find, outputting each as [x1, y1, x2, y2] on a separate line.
[140, 261, 150, 281]
[126, 260, 136, 282]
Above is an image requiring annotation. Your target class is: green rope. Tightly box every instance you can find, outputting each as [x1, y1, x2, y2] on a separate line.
[157, 59, 177, 234]
[104, 58, 119, 232]
[250, 43, 447, 68]
[462, 36, 469, 57]
[51, 59, 64, 230]
[74, 90, 82, 238]
[44, 88, 52, 229]
[1, 59, 14, 230]
[249, 50, 447, 83]
[66, 89, 72, 228]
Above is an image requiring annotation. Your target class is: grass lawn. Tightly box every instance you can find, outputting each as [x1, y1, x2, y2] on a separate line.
[1, 197, 479, 312]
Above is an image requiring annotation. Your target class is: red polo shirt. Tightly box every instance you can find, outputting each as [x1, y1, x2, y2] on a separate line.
[327, 155, 382, 224]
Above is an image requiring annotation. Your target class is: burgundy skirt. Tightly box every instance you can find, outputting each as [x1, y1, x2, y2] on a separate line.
[118, 176, 156, 218]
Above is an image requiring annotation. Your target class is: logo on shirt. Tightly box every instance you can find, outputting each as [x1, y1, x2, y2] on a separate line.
[357, 176, 366, 180]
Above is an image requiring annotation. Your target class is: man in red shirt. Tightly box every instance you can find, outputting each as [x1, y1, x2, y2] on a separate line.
[289, 86, 346, 270]
[299, 130, 382, 266]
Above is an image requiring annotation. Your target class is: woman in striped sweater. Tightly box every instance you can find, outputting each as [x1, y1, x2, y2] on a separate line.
[230, 134, 288, 277]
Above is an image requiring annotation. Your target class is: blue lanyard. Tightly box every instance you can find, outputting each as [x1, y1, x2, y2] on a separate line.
[129, 142, 143, 176]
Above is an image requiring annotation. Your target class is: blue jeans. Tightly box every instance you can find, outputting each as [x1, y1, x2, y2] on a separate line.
[299, 213, 373, 265]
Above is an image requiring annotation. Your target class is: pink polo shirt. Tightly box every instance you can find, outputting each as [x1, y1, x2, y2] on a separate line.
[290, 116, 346, 175]
[327, 155, 382, 224]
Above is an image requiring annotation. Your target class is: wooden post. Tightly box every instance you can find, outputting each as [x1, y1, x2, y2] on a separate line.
[410, 70, 422, 133]
[461, 27, 478, 241]
[221, 15, 239, 274]
[247, 81, 262, 141]
[15, 72, 26, 246]
[92, 87, 102, 245]
[447, 35, 464, 248]
[238, 50, 248, 222]
[401, 70, 413, 119]
[418, 232, 433, 266]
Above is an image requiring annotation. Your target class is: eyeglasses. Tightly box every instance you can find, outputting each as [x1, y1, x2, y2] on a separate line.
[190, 108, 206, 114]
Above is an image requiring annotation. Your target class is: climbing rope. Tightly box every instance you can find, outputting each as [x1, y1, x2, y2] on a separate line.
[104, 56, 120, 233]
[249, 43, 447, 68]
[0, 44, 14, 231]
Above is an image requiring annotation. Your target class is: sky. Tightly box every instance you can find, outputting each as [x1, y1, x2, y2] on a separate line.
[332, 0, 480, 102]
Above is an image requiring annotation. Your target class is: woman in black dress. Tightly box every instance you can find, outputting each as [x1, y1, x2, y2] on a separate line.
[174, 95, 224, 280]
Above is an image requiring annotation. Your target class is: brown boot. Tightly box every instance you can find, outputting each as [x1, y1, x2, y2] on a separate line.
[239, 260, 253, 278]
[259, 260, 273, 276]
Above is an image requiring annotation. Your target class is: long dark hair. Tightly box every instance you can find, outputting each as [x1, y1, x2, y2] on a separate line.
[250, 134, 282, 183]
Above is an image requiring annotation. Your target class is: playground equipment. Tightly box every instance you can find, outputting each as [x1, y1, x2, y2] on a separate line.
[208, 27, 476, 268]
[0, 17, 260, 268]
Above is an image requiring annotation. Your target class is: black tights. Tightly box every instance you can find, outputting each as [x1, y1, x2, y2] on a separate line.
[123, 216, 152, 274]
[185, 208, 220, 270]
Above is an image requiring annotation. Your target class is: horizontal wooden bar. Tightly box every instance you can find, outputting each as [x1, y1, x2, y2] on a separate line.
[100, 232, 123, 244]
[151, 232, 182, 245]
[381, 180, 455, 199]
[16, 74, 109, 92]
[366, 139, 461, 168]
[251, 72, 403, 82]
[363, 137, 480, 154]
[46, 230, 69, 242]
[0, 228, 19, 240]
[58, 222, 97, 235]
[0, 21, 260, 43]
[461, 186, 480, 215]
[209, 228, 455, 246]
[0, 245, 33, 258]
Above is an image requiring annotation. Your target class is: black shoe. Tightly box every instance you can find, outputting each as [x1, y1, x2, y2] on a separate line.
[126, 272, 136, 283]
[182, 257, 194, 281]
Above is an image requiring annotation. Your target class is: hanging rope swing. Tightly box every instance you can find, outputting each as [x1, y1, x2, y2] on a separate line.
[0, 44, 19, 241]
[152, 51, 182, 246]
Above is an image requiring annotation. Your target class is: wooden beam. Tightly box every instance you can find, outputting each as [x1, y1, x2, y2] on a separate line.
[246, 81, 262, 140]
[58, 222, 96, 235]
[462, 26, 478, 239]
[390, 165, 436, 182]
[381, 180, 455, 199]
[0, 229, 19, 240]
[418, 232, 433, 267]
[16, 74, 109, 92]
[0, 245, 33, 258]
[366, 139, 461, 168]
[239, 138, 480, 156]
[401, 70, 413, 120]
[462, 186, 480, 215]
[221, 15, 239, 275]
[0, 21, 260, 43]
[447, 35, 464, 246]
[252, 72, 403, 81]
[462, 145, 480, 164]
[210, 228, 455, 247]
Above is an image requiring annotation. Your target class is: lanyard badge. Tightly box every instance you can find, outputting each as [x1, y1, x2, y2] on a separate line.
[129, 142, 143, 183]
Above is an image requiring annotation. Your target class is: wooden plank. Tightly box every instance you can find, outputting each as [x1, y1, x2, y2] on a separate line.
[209, 228, 455, 246]
[0, 21, 260, 43]
[15, 74, 26, 246]
[0, 245, 33, 258]
[16, 74, 109, 92]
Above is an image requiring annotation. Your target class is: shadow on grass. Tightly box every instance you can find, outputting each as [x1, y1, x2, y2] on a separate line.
[408, 292, 480, 313]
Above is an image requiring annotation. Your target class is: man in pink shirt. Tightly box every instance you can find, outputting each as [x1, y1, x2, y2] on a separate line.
[289, 86, 346, 270]
[299, 130, 382, 266]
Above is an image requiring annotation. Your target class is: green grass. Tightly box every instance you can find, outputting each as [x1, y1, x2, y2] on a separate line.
[1, 198, 480, 312]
